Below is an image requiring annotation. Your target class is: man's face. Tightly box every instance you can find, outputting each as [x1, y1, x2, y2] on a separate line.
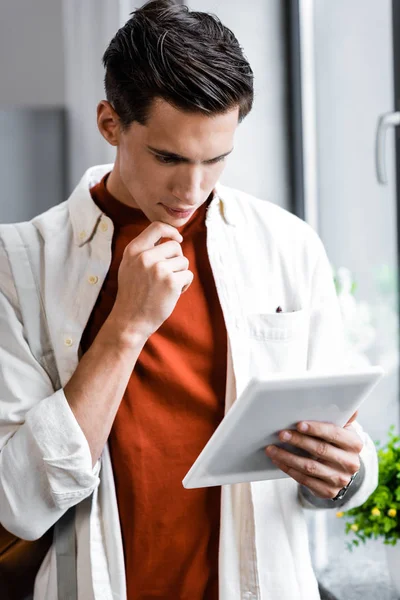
[102, 98, 239, 226]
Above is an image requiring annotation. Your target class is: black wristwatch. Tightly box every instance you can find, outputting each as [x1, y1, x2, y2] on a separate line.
[332, 469, 359, 502]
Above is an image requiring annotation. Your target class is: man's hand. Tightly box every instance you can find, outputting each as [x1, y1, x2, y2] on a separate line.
[109, 221, 193, 344]
[265, 411, 363, 499]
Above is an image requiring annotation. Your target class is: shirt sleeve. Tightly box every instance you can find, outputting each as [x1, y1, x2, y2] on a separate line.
[0, 247, 100, 541]
[298, 236, 378, 510]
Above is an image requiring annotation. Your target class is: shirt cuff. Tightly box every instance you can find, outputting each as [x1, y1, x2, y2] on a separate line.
[25, 389, 100, 509]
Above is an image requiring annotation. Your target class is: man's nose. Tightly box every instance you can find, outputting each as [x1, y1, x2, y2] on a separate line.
[171, 168, 203, 205]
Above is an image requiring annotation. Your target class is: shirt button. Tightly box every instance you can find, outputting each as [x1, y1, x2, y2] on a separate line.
[88, 275, 99, 285]
[79, 230, 87, 240]
[64, 337, 73, 347]
[99, 221, 108, 233]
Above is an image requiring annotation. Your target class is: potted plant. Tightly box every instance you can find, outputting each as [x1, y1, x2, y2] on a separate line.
[337, 425, 400, 592]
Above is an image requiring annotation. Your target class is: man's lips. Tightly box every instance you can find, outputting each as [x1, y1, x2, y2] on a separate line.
[161, 204, 195, 217]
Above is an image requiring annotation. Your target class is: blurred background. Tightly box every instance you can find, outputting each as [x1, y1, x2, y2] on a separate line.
[1, 0, 399, 598]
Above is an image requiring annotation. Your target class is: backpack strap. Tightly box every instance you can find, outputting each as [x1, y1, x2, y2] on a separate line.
[0, 222, 78, 600]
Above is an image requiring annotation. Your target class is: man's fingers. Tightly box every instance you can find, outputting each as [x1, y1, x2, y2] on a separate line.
[174, 269, 194, 294]
[270, 458, 343, 500]
[134, 221, 183, 251]
[158, 256, 189, 273]
[295, 420, 364, 453]
[146, 240, 184, 262]
[269, 417, 363, 500]
[266, 445, 351, 489]
[277, 430, 361, 473]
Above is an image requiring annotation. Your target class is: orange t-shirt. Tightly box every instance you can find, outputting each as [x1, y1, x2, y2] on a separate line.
[81, 174, 227, 599]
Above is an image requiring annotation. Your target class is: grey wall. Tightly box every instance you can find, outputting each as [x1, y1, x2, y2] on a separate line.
[62, 0, 120, 192]
[187, 0, 290, 209]
[0, 0, 65, 107]
[0, 109, 66, 223]
[0, 0, 66, 223]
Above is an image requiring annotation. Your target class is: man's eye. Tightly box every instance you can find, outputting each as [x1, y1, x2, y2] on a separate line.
[155, 155, 176, 164]
[208, 156, 226, 165]
[154, 155, 226, 165]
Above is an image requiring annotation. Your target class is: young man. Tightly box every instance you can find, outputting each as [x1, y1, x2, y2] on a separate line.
[0, 1, 377, 599]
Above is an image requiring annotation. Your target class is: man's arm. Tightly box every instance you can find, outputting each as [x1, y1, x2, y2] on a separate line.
[0, 256, 101, 539]
[0, 222, 192, 540]
[64, 221, 192, 465]
[64, 321, 146, 468]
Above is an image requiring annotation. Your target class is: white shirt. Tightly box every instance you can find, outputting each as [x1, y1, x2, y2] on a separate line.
[0, 164, 378, 600]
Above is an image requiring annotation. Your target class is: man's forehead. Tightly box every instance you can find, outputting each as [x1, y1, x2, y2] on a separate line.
[141, 99, 238, 159]
[144, 98, 239, 136]
[148, 96, 239, 121]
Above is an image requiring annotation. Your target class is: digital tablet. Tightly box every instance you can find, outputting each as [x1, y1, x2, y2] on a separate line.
[182, 366, 384, 489]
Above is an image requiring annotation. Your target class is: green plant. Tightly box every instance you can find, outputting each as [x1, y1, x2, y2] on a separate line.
[338, 425, 400, 551]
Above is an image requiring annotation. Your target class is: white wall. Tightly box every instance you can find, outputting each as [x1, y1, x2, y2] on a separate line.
[0, 0, 65, 107]
[188, 0, 290, 209]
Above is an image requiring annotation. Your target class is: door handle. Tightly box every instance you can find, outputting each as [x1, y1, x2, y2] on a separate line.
[376, 111, 400, 184]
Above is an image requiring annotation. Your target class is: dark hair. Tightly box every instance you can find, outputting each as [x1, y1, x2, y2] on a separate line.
[102, 0, 254, 129]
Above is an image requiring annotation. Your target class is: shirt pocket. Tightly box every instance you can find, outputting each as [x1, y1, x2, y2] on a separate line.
[245, 309, 310, 376]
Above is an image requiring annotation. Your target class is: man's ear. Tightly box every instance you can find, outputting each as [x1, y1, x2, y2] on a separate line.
[97, 100, 121, 146]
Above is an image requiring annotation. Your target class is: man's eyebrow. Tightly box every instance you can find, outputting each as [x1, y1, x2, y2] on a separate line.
[147, 146, 234, 163]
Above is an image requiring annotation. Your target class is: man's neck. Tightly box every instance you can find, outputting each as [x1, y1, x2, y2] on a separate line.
[106, 167, 141, 210]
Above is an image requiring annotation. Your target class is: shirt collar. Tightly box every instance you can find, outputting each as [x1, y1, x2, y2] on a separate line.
[68, 165, 238, 246]
[213, 182, 238, 227]
[68, 165, 115, 247]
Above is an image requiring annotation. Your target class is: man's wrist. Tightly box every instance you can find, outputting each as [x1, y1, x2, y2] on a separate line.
[99, 314, 149, 354]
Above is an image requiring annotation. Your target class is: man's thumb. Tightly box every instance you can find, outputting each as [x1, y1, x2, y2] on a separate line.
[345, 410, 358, 427]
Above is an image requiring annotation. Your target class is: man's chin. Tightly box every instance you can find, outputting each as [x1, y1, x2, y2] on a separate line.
[154, 209, 194, 228]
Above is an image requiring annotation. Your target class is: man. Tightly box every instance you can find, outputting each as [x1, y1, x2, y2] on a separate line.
[0, 1, 377, 599]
